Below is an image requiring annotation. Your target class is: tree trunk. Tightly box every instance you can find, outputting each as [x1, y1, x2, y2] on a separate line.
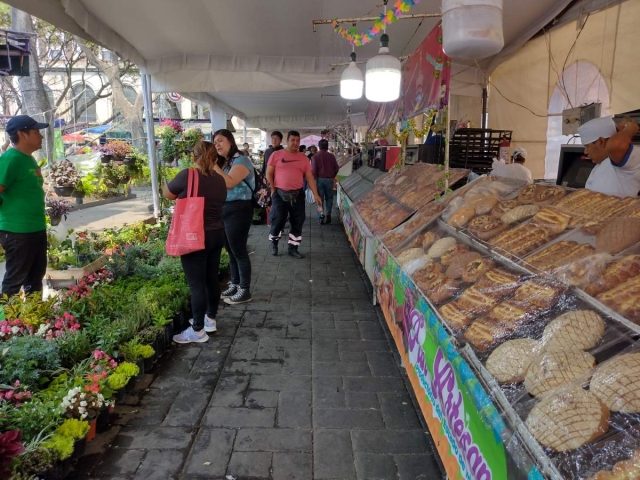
[11, 8, 55, 162]
[76, 38, 146, 151]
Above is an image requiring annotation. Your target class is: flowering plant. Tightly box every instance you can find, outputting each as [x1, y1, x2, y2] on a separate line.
[0, 430, 25, 477]
[0, 381, 33, 408]
[182, 128, 204, 148]
[60, 386, 105, 419]
[158, 118, 183, 135]
[50, 160, 80, 187]
[90, 350, 118, 374]
[35, 311, 80, 340]
[0, 319, 32, 341]
[45, 198, 72, 220]
[104, 140, 132, 158]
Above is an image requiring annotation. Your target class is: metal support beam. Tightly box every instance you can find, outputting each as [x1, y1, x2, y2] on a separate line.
[141, 74, 160, 218]
[481, 87, 488, 129]
[313, 13, 440, 32]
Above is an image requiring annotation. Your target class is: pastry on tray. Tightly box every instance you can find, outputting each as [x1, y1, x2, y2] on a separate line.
[445, 252, 482, 280]
[467, 215, 509, 241]
[483, 300, 537, 332]
[439, 302, 474, 330]
[440, 244, 470, 266]
[426, 237, 457, 259]
[524, 349, 596, 397]
[584, 254, 640, 296]
[421, 231, 441, 251]
[541, 310, 605, 352]
[474, 195, 499, 216]
[525, 387, 610, 452]
[476, 268, 523, 299]
[596, 275, 640, 322]
[456, 286, 498, 316]
[513, 280, 563, 309]
[531, 206, 572, 235]
[501, 205, 540, 225]
[462, 258, 495, 283]
[533, 185, 567, 206]
[595, 218, 640, 255]
[448, 207, 476, 228]
[463, 319, 512, 351]
[486, 338, 540, 383]
[590, 353, 640, 413]
[423, 275, 460, 305]
[491, 199, 520, 218]
[518, 184, 539, 204]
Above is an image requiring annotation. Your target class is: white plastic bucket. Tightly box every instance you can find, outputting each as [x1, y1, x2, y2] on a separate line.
[442, 0, 504, 60]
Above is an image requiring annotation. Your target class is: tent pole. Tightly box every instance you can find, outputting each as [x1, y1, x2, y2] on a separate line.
[243, 124, 247, 144]
[481, 87, 488, 129]
[445, 87, 451, 192]
[142, 73, 160, 218]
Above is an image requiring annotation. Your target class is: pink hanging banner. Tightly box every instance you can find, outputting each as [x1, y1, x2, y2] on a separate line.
[366, 22, 451, 132]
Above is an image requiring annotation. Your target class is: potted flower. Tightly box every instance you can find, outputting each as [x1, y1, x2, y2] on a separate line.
[56, 419, 90, 461]
[102, 164, 129, 188]
[112, 361, 140, 393]
[45, 198, 72, 226]
[107, 140, 133, 161]
[50, 160, 80, 197]
[155, 118, 183, 164]
[182, 128, 204, 151]
[72, 175, 97, 204]
[97, 144, 115, 163]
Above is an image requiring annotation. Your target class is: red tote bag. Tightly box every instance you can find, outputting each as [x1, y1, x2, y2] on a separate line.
[165, 168, 205, 256]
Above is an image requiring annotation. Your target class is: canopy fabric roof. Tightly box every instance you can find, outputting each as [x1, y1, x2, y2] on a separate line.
[13, 0, 574, 129]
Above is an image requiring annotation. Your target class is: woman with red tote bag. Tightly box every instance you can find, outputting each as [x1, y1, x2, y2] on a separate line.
[163, 141, 227, 344]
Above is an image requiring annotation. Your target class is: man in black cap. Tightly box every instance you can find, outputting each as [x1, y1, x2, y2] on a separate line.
[0, 115, 49, 296]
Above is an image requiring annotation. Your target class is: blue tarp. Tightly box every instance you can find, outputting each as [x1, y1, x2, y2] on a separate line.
[85, 124, 112, 134]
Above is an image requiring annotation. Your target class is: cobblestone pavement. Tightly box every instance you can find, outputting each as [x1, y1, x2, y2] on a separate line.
[72, 204, 444, 480]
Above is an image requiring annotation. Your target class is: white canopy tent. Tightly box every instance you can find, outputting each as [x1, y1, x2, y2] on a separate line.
[9, 0, 578, 214]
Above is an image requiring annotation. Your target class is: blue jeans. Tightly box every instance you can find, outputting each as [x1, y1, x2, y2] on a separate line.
[317, 178, 334, 217]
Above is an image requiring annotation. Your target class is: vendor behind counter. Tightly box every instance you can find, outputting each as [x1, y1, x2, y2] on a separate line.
[490, 147, 533, 184]
[579, 116, 640, 198]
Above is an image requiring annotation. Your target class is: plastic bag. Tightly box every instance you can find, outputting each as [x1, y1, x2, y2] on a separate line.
[305, 188, 316, 206]
[165, 169, 205, 256]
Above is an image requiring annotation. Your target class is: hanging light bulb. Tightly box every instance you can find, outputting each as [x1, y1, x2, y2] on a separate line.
[365, 33, 401, 102]
[340, 51, 364, 100]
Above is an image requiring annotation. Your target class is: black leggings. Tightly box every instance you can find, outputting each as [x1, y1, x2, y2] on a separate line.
[180, 229, 225, 331]
[223, 200, 253, 290]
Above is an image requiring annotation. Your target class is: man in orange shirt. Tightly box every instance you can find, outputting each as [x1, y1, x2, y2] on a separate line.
[266, 131, 322, 259]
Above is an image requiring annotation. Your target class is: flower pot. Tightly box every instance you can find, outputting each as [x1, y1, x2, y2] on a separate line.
[54, 186, 75, 197]
[71, 436, 87, 461]
[96, 408, 110, 433]
[115, 388, 126, 403]
[164, 323, 174, 345]
[49, 215, 62, 226]
[119, 176, 131, 184]
[75, 196, 84, 205]
[71, 189, 85, 198]
[38, 458, 72, 480]
[123, 157, 136, 166]
[86, 418, 97, 442]
[101, 155, 113, 164]
[172, 312, 186, 334]
[135, 359, 145, 377]
[144, 357, 154, 372]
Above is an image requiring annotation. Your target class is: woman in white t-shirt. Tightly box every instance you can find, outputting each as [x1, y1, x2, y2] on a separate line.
[579, 117, 640, 197]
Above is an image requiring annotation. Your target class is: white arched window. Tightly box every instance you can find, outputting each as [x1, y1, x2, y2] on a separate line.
[545, 61, 610, 179]
[71, 83, 97, 123]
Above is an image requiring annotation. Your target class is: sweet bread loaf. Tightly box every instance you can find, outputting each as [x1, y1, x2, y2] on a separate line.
[415, 272, 444, 293]
[484, 300, 536, 331]
[463, 319, 511, 351]
[501, 205, 540, 225]
[514, 280, 563, 309]
[476, 269, 523, 299]
[456, 286, 497, 316]
[491, 199, 519, 218]
[486, 338, 540, 383]
[439, 302, 474, 330]
[467, 215, 509, 241]
[427, 237, 458, 259]
[448, 207, 476, 228]
[531, 207, 572, 235]
[424, 275, 460, 304]
[475, 195, 499, 215]
[525, 387, 610, 452]
[440, 244, 470, 266]
[533, 185, 567, 206]
[445, 252, 482, 280]
[524, 349, 596, 397]
[421, 231, 441, 251]
[541, 310, 605, 352]
[590, 353, 640, 413]
[596, 275, 640, 322]
[518, 184, 539, 204]
[396, 248, 424, 266]
[462, 258, 495, 283]
[413, 261, 443, 281]
[596, 218, 640, 255]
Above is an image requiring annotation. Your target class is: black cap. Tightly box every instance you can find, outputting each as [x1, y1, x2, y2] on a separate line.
[6, 115, 49, 136]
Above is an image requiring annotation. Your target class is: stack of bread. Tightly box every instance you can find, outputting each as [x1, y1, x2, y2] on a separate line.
[586, 448, 640, 480]
[382, 202, 446, 253]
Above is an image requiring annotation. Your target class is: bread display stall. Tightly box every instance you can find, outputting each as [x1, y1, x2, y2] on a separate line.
[367, 176, 640, 479]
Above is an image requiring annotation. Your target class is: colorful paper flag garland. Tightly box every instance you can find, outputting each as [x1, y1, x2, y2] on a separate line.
[332, 0, 421, 47]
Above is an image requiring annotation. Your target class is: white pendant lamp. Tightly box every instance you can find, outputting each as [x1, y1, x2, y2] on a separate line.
[340, 51, 364, 100]
[365, 33, 401, 103]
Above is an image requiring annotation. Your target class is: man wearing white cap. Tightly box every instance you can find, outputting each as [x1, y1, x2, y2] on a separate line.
[490, 146, 533, 184]
[579, 116, 640, 197]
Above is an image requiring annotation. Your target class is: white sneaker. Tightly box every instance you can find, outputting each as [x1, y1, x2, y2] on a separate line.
[172, 327, 209, 344]
[189, 315, 217, 333]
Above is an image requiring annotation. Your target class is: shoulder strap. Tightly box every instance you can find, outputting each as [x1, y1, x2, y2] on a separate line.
[187, 168, 199, 197]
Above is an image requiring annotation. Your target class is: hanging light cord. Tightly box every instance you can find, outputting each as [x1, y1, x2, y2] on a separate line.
[383, 0, 388, 34]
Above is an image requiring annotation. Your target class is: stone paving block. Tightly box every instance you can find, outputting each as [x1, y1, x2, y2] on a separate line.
[367, 352, 401, 377]
[278, 391, 311, 428]
[238, 326, 287, 339]
[358, 322, 387, 340]
[261, 337, 311, 350]
[343, 376, 406, 393]
[313, 386, 346, 408]
[395, 454, 442, 479]
[184, 428, 235, 477]
[133, 449, 186, 479]
[284, 348, 312, 363]
[272, 453, 312, 480]
[246, 390, 279, 408]
[249, 374, 312, 392]
[150, 373, 217, 393]
[312, 339, 339, 362]
[156, 359, 193, 376]
[124, 398, 173, 427]
[282, 358, 312, 375]
[314, 328, 361, 340]
[339, 351, 368, 362]
[287, 324, 312, 338]
[209, 375, 249, 407]
[113, 426, 194, 450]
[227, 451, 272, 478]
[229, 337, 259, 361]
[234, 428, 312, 453]
[203, 406, 276, 428]
[313, 303, 354, 313]
[337, 339, 390, 352]
[242, 311, 267, 328]
[334, 321, 360, 331]
[313, 408, 385, 429]
[334, 312, 376, 322]
[311, 312, 334, 323]
[225, 359, 284, 375]
[352, 430, 429, 454]
[313, 297, 354, 307]
[355, 453, 398, 480]
[345, 392, 380, 409]
[313, 361, 371, 377]
[93, 448, 145, 476]
[255, 345, 285, 360]
[313, 429, 355, 479]
[378, 393, 422, 430]
[171, 345, 202, 361]
[162, 390, 210, 427]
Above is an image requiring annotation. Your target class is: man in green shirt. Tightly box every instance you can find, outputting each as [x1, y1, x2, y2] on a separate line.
[0, 115, 49, 296]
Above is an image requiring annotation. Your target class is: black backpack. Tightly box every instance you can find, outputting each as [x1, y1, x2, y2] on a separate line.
[241, 165, 269, 208]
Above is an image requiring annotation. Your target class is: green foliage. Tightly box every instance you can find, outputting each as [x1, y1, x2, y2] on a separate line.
[115, 362, 139, 378]
[1, 294, 55, 328]
[56, 418, 90, 440]
[107, 373, 128, 390]
[56, 330, 92, 369]
[119, 338, 153, 362]
[0, 336, 61, 390]
[19, 448, 58, 474]
[220, 249, 230, 272]
[42, 433, 74, 460]
[6, 396, 63, 439]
